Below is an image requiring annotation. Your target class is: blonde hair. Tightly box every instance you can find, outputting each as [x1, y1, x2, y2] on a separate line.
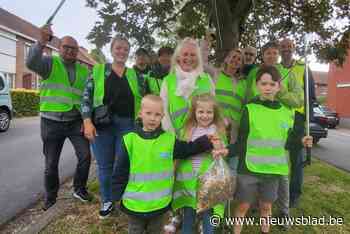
[171, 37, 204, 73]
[183, 93, 225, 140]
[110, 35, 130, 52]
[141, 94, 163, 109]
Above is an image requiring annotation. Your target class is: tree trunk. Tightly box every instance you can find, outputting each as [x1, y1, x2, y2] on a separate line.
[210, 0, 251, 63]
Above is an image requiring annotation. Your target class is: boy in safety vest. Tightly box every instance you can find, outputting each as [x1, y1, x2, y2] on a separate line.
[111, 95, 225, 233]
[233, 66, 312, 234]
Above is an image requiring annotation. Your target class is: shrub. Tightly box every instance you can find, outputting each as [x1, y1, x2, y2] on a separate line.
[10, 89, 40, 117]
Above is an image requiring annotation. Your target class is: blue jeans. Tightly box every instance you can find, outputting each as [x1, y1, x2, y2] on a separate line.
[91, 115, 134, 203]
[289, 148, 304, 204]
[182, 207, 214, 234]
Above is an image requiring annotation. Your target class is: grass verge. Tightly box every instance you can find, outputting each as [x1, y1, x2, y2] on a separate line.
[40, 158, 350, 234]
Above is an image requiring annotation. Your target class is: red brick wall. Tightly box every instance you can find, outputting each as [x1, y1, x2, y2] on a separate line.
[328, 49, 350, 117]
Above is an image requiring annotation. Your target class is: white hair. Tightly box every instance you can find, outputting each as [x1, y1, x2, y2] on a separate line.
[171, 37, 204, 73]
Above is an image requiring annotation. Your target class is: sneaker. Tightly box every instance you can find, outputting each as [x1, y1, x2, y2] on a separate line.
[73, 188, 92, 202]
[277, 213, 290, 231]
[99, 202, 114, 219]
[42, 199, 56, 211]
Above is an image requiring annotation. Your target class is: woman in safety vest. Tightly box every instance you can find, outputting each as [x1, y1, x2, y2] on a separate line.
[160, 37, 215, 136]
[81, 36, 142, 219]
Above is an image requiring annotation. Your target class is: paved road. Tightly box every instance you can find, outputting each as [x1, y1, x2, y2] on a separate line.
[0, 117, 77, 225]
[313, 128, 350, 172]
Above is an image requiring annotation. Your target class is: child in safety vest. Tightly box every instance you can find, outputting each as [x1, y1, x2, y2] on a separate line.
[111, 94, 226, 234]
[172, 93, 229, 234]
[233, 65, 313, 234]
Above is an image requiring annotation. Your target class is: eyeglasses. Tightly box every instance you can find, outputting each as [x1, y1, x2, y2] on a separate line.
[62, 45, 78, 52]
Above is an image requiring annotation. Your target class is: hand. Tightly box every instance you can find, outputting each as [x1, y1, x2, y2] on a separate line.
[212, 148, 229, 159]
[302, 136, 313, 148]
[83, 119, 97, 141]
[223, 117, 231, 127]
[39, 24, 53, 45]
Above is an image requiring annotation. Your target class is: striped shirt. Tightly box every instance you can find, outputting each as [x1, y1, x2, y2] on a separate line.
[190, 124, 216, 173]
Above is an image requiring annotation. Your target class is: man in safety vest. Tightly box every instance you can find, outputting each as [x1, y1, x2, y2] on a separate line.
[279, 38, 316, 210]
[26, 25, 91, 211]
[111, 95, 225, 233]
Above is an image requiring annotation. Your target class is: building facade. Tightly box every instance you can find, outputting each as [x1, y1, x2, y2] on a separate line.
[0, 8, 95, 89]
[328, 49, 350, 117]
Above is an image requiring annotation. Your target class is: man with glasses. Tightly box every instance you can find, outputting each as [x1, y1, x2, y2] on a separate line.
[26, 25, 92, 211]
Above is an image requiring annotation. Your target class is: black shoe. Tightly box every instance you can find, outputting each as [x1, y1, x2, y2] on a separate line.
[73, 188, 92, 202]
[99, 202, 114, 219]
[42, 199, 56, 211]
[277, 213, 290, 231]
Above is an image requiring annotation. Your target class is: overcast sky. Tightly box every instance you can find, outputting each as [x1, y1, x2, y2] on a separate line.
[0, 0, 329, 71]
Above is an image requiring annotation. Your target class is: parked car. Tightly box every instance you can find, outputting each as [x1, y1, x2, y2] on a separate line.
[313, 104, 339, 129]
[0, 73, 13, 132]
[310, 122, 328, 144]
[318, 104, 340, 128]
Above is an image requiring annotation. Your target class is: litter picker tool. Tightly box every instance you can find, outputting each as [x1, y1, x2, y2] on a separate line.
[45, 0, 66, 41]
[304, 34, 312, 167]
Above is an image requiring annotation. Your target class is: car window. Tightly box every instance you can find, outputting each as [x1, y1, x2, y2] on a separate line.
[0, 76, 5, 91]
[313, 107, 324, 115]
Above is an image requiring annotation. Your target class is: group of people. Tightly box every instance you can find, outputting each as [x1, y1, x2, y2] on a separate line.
[26, 24, 316, 234]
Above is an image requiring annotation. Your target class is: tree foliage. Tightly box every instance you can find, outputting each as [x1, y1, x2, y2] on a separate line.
[89, 48, 107, 64]
[86, 0, 350, 65]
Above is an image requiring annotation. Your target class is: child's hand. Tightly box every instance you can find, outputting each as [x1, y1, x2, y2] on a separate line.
[208, 134, 225, 150]
[212, 148, 229, 159]
[302, 136, 313, 148]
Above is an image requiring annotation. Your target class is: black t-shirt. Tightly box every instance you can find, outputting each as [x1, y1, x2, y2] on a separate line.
[103, 69, 134, 118]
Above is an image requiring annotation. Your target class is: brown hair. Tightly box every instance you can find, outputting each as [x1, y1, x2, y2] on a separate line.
[256, 65, 281, 83]
[261, 41, 279, 55]
[183, 93, 225, 140]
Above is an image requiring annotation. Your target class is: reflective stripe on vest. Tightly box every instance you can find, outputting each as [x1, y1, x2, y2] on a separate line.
[92, 64, 142, 119]
[39, 56, 88, 112]
[175, 172, 195, 181]
[215, 72, 246, 123]
[247, 155, 288, 164]
[122, 131, 176, 213]
[40, 83, 83, 96]
[129, 171, 173, 182]
[245, 103, 294, 175]
[164, 72, 213, 135]
[247, 139, 285, 148]
[173, 189, 196, 199]
[123, 188, 172, 201]
[40, 96, 82, 105]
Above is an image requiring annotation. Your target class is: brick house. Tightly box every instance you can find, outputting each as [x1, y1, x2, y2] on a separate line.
[327, 48, 350, 118]
[312, 70, 328, 97]
[0, 7, 96, 89]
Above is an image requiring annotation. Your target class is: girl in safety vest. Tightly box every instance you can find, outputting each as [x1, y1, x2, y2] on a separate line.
[110, 95, 224, 234]
[233, 65, 312, 234]
[172, 93, 229, 234]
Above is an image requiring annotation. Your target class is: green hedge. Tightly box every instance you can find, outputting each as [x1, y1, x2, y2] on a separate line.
[10, 89, 40, 117]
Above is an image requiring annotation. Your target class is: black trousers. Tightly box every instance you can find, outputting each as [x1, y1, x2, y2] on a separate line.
[40, 117, 91, 201]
